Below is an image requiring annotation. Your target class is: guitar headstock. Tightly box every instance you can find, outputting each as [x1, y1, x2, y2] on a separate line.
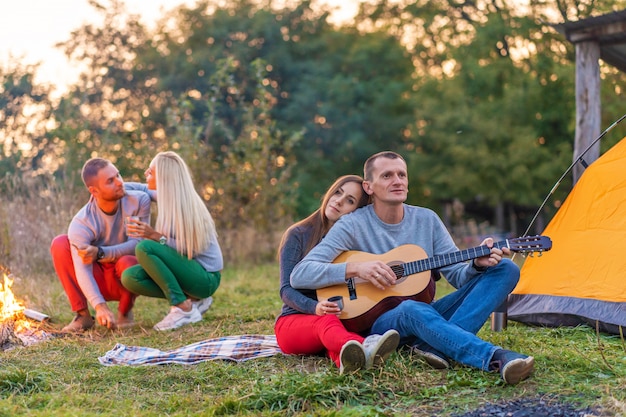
[507, 235, 552, 255]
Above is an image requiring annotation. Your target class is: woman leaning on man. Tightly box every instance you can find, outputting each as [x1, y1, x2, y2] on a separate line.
[274, 174, 400, 374]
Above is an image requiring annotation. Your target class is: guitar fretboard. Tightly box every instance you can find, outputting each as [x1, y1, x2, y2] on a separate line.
[399, 240, 509, 276]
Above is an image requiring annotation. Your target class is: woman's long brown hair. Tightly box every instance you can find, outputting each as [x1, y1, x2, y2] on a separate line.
[278, 175, 370, 258]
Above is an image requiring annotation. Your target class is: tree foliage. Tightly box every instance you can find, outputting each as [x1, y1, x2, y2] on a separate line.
[356, 0, 626, 232]
[2, 0, 625, 240]
[0, 61, 57, 195]
[167, 57, 300, 232]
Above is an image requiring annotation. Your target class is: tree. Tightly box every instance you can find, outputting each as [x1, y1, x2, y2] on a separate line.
[355, 0, 588, 233]
[164, 57, 300, 234]
[53, 0, 155, 183]
[53, 1, 300, 247]
[127, 0, 416, 216]
[14, 0, 624, 243]
[0, 61, 55, 194]
[276, 26, 416, 214]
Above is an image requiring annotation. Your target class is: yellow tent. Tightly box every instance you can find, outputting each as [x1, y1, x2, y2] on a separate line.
[508, 137, 626, 334]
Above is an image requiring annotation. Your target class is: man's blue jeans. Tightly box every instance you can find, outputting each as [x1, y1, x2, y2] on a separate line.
[370, 259, 520, 370]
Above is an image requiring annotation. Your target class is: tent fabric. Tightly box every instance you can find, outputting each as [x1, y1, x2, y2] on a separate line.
[507, 136, 626, 334]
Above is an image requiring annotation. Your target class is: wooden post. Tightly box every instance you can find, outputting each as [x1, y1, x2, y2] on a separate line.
[573, 41, 601, 184]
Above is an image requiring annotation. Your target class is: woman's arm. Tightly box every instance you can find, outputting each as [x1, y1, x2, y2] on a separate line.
[279, 227, 319, 315]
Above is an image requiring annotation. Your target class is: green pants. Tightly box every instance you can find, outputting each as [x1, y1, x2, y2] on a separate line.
[121, 240, 220, 306]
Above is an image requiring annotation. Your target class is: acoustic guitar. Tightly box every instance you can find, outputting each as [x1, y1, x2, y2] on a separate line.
[316, 235, 552, 333]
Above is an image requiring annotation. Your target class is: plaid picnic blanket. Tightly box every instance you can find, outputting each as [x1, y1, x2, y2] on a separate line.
[98, 335, 282, 366]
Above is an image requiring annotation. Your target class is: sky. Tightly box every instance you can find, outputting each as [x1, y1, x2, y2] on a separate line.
[0, 0, 358, 95]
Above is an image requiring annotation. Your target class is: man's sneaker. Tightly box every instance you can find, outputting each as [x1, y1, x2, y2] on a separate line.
[410, 345, 450, 369]
[192, 296, 213, 315]
[490, 349, 535, 384]
[153, 305, 202, 331]
[116, 311, 135, 329]
[362, 329, 400, 369]
[339, 340, 366, 375]
[62, 313, 95, 332]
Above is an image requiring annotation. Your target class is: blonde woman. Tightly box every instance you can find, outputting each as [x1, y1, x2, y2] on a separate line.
[121, 151, 223, 331]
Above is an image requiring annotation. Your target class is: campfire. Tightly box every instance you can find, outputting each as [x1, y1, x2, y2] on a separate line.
[0, 270, 51, 350]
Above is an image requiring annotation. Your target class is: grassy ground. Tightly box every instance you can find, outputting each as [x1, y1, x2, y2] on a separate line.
[1, 263, 625, 417]
[1, 191, 625, 416]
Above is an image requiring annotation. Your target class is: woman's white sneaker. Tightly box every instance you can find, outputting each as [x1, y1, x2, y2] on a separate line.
[192, 296, 214, 315]
[339, 340, 366, 374]
[153, 305, 202, 331]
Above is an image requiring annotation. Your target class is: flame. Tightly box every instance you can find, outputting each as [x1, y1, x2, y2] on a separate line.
[0, 271, 45, 344]
[0, 273, 25, 321]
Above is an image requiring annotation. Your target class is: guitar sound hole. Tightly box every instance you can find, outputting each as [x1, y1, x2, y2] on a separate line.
[391, 264, 405, 279]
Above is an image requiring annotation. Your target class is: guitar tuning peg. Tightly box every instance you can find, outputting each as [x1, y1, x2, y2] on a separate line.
[538, 252, 543, 257]
[528, 252, 534, 258]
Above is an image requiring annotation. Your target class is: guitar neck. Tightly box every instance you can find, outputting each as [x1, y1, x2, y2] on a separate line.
[403, 240, 508, 275]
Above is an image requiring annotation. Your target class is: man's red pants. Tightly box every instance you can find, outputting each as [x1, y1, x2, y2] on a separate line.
[50, 235, 137, 315]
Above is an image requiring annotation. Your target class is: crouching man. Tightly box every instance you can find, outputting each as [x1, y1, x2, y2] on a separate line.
[50, 158, 151, 331]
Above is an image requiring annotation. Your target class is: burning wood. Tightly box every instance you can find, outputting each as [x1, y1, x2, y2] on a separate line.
[0, 270, 52, 351]
[0, 320, 23, 350]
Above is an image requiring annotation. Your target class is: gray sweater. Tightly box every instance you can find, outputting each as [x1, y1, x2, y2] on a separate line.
[290, 204, 482, 291]
[278, 223, 320, 317]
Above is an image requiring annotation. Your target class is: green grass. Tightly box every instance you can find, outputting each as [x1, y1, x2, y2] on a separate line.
[1, 265, 625, 416]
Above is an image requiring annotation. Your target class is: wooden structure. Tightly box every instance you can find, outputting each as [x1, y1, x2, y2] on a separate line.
[553, 10, 626, 182]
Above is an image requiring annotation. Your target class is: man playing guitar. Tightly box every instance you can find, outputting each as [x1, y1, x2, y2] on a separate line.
[290, 151, 535, 385]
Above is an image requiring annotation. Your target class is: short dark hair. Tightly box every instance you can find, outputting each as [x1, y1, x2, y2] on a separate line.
[363, 151, 405, 181]
[81, 158, 111, 187]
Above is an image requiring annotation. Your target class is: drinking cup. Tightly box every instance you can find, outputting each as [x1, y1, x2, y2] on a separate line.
[125, 216, 140, 237]
[328, 295, 344, 311]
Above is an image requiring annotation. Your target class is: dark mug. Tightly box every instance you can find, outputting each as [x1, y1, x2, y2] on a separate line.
[328, 295, 344, 311]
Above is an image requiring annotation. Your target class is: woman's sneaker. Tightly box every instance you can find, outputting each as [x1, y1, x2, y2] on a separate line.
[362, 329, 400, 369]
[339, 340, 366, 374]
[192, 296, 213, 315]
[153, 305, 202, 331]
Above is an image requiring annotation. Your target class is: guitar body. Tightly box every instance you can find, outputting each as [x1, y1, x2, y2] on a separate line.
[317, 244, 436, 333]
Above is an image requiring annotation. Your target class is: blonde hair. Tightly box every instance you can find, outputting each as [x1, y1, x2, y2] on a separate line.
[153, 151, 216, 259]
